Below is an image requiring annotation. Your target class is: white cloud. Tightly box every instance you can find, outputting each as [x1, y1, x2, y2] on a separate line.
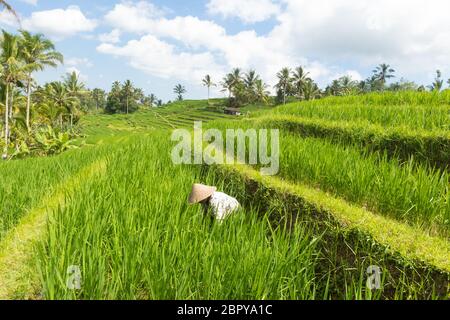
[22, 6, 97, 40]
[19, 0, 38, 6]
[66, 57, 94, 68]
[274, 0, 450, 79]
[99, 0, 450, 90]
[0, 9, 18, 27]
[207, 0, 280, 23]
[100, 1, 329, 89]
[98, 29, 121, 44]
[97, 35, 225, 83]
[103, 1, 165, 33]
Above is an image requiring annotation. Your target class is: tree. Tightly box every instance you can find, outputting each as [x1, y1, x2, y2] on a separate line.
[134, 87, 145, 105]
[339, 76, 358, 95]
[448, 78, 450, 88]
[63, 71, 85, 97]
[220, 73, 235, 98]
[428, 70, 444, 92]
[372, 63, 395, 87]
[91, 88, 106, 110]
[122, 79, 134, 114]
[275, 67, 292, 105]
[388, 78, 418, 91]
[19, 30, 63, 129]
[254, 79, 270, 105]
[303, 80, 321, 101]
[173, 84, 186, 101]
[148, 93, 157, 108]
[1, 31, 26, 158]
[244, 70, 260, 103]
[105, 81, 122, 114]
[292, 66, 310, 99]
[0, 1, 19, 21]
[230, 68, 243, 88]
[202, 74, 215, 105]
[43, 82, 79, 120]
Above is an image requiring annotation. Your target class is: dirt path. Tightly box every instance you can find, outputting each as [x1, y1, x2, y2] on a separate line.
[0, 159, 107, 299]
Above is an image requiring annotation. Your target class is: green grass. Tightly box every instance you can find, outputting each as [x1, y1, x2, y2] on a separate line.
[276, 135, 450, 234]
[273, 91, 450, 131]
[35, 134, 321, 300]
[0, 146, 111, 241]
[251, 115, 450, 170]
[1, 93, 449, 300]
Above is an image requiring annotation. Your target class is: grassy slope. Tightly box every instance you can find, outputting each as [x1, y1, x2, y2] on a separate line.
[0, 95, 449, 299]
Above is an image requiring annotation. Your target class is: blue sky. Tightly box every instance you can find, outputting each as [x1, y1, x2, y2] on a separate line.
[1, 0, 449, 101]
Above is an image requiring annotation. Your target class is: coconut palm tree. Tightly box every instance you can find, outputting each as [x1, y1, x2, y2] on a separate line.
[19, 30, 63, 130]
[339, 76, 358, 95]
[202, 75, 215, 105]
[43, 82, 79, 126]
[244, 70, 260, 103]
[173, 84, 186, 101]
[254, 79, 270, 105]
[244, 70, 259, 90]
[230, 68, 243, 86]
[303, 80, 321, 101]
[292, 66, 310, 99]
[122, 80, 134, 114]
[63, 71, 85, 98]
[91, 88, 106, 110]
[220, 74, 235, 98]
[1, 31, 26, 158]
[0, 1, 18, 21]
[148, 93, 157, 108]
[275, 67, 292, 105]
[428, 70, 444, 92]
[373, 63, 395, 87]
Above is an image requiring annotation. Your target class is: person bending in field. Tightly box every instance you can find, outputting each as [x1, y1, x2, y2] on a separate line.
[188, 184, 240, 222]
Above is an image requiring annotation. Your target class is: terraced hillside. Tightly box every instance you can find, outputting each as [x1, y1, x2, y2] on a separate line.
[79, 100, 232, 138]
[0, 93, 449, 300]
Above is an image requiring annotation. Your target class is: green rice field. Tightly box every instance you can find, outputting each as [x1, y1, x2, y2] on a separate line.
[0, 93, 449, 300]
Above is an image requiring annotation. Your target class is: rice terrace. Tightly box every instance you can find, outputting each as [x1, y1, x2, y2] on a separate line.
[0, 0, 450, 304]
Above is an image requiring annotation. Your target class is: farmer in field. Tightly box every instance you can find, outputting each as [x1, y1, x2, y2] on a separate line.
[188, 184, 240, 221]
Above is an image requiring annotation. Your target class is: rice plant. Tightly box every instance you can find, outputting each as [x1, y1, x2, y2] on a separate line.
[273, 92, 450, 131]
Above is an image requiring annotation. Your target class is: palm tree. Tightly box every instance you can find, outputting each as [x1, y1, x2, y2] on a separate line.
[63, 71, 85, 97]
[148, 93, 157, 108]
[339, 76, 357, 95]
[173, 84, 186, 101]
[428, 70, 444, 92]
[244, 70, 259, 103]
[19, 30, 63, 130]
[221, 74, 235, 98]
[91, 88, 106, 110]
[254, 79, 270, 105]
[303, 80, 321, 101]
[42, 82, 79, 127]
[275, 67, 292, 105]
[244, 70, 259, 90]
[292, 66, 310, 99]
[202, 75, 215, 105]
[373, 63, 395, 87]
[1, 31, 25, 158]
[230, 68, 243, 86]
[0, 1, 19, 22]
[122, 80, 134, 114]
[327, 79, 342, 96]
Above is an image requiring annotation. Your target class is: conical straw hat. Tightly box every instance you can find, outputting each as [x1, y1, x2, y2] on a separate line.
[188, 184, 217, 204]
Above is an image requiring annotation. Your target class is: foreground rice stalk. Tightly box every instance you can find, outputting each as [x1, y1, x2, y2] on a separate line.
[0, 159, 107, 299]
